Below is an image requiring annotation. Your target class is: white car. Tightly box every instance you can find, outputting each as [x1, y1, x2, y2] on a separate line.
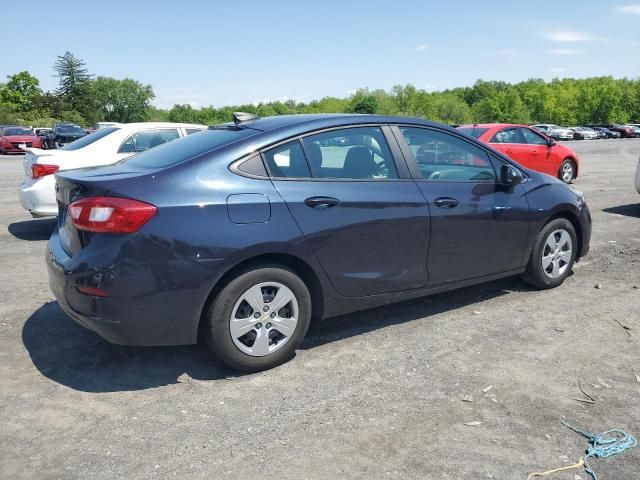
[531, 124, 574, 141]
[19, 122, 206, 217]
[569, 127, 599, 140]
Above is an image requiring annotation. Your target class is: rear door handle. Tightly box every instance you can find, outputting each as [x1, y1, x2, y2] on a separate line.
[434, 197, 459, 208]
[304, 196, 340, 208]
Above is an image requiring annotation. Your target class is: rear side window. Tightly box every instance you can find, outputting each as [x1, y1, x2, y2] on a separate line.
[399, 127, 496, 182]
[59, 127, 119, 151]
[456, 127, 489, 138]
[490, 128, 525, 144]
[301, 127, 398, 179]
[122, 127, 257, 169]
[119, 129, 180, 153]
[263, 141, 311, 178]
[185, 128, 204, 135]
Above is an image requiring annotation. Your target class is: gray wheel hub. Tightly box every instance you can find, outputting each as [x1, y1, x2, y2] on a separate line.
[542, 229, 572, 278]
[229, 282, 299, 357]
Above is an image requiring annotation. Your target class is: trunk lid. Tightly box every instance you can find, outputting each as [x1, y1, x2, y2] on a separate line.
[55, 164, 157, 256]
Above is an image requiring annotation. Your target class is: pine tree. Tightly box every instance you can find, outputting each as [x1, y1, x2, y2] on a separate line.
[53, 51, 92, 95]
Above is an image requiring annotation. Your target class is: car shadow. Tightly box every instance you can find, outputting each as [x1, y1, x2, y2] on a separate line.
[602, 203, 640, 219]
[23, 278, 532, 393]
[8, 218, 56, 241]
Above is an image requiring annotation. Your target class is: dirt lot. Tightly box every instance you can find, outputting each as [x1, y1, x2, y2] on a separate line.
[1, 140, 639, 480]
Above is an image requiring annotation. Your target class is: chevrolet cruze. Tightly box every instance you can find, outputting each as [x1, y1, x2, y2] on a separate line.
[47, 114, 591, 371]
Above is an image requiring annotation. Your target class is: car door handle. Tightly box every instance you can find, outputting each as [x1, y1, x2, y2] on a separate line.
[504, 149, 513, 154]
[304, 196, 340, 208]
[434, 197, 459, 208]
[531, 150, 538, 155]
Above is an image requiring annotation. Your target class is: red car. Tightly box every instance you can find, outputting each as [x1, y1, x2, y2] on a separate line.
[0, 126, 43, 154]
[457, 124, 579, 183]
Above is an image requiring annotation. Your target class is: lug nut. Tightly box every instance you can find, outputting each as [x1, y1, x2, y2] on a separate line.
[270, 312, 276, 318]
[263, 306, 269, 312]
[255, 323, 262, 329]
[266, 323, 272, 329]
[254, 312, 260, 318]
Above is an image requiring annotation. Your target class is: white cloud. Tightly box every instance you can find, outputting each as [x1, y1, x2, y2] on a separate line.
[416, 44, 429, 52]
[549, 67, 565, 73]
[549, 48, 583, 55]
[546, 30, 593, 42]
[617, 4, 640, 14]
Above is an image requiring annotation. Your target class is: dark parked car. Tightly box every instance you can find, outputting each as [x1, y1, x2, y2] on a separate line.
[42, 123, 87, 149]
[47, 113, 591, 371]
[589, 124, 636, 138]
[590, 127, 620, 139]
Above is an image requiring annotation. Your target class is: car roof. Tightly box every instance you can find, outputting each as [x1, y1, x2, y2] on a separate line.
[228, 114, 447, 133]
[114, 122, 208, 131]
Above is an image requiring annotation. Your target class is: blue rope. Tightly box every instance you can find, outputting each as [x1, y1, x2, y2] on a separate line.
[561, 421, 637, 480]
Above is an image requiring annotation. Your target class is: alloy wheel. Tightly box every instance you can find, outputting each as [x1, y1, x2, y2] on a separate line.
[561, 162, 574, 183]
[229, 282, 299, 357]
[541, 229, 572, 278]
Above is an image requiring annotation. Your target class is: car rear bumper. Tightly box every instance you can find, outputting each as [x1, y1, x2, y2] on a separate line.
[19, 176, 58, 217]
[46, 229, 215, 346]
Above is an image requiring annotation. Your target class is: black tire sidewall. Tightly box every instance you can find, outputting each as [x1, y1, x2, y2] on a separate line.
[524, 218, 577, 289]
[206, 265, 311, 371]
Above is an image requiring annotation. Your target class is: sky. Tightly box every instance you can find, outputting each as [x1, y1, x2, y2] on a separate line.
[4, 0, 640, 109]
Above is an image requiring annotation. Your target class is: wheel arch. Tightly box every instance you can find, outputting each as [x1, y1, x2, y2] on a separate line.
[545, 210, 584, 259]
[198, 252, 325, 336]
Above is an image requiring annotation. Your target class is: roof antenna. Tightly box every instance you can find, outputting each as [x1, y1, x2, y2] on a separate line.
[233, 112, 259, 125]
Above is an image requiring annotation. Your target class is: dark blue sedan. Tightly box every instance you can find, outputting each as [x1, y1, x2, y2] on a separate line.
[47, 113, 591, 371]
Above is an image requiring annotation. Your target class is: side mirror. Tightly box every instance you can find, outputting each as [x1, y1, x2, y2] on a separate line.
[500, 165, 524, 186]
[547, 138, 556, 147]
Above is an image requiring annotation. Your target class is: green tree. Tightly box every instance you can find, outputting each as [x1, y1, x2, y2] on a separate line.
[0, 71, 42, 112]
[348, 89, 378, 114]
[53, 51, 92, 96]
[91, 77, 155, 122]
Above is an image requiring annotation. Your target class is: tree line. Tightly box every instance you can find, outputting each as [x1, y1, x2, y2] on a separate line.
[1, 52, 639, 128]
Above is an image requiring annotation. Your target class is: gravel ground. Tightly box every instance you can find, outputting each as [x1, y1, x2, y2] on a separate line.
[1, 140, 639, 480]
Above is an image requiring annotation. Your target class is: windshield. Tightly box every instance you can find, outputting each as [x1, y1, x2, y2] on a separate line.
[456, 127, 489, 138]
[122, 127, 258, 169]
[60, 127, 120, 151]
[2, 127, 33, 136]
[56, 125, 85, 135]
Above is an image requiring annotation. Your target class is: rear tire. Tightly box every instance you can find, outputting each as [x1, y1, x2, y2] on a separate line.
[521, 218, 577, 289]
[558, 159, 575, 184]
[205, 264, 312, 372]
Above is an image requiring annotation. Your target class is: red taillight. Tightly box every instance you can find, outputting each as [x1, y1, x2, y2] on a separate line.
[31, 163, 59, 179]
[68, 197, 157, 233]
[77, 286, 110, 297]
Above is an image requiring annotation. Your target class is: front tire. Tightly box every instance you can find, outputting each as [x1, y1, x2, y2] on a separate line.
[205, 265, 312, 371]
[521, 218, 577, 289]
[558, 159, 575, 184]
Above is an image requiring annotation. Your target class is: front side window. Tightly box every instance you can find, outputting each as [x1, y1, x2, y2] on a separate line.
[490, 128, 525, 144]
[399, 127, 497, 182]
[119, 129, 180, 154]
[301, 127, 398, 179]
[521, 127, 548, 145]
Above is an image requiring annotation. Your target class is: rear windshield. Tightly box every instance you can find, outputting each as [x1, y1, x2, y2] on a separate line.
[60, 126, 120, 151]
[457, 127, 489, 138]
[122, 127, 257, 169]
